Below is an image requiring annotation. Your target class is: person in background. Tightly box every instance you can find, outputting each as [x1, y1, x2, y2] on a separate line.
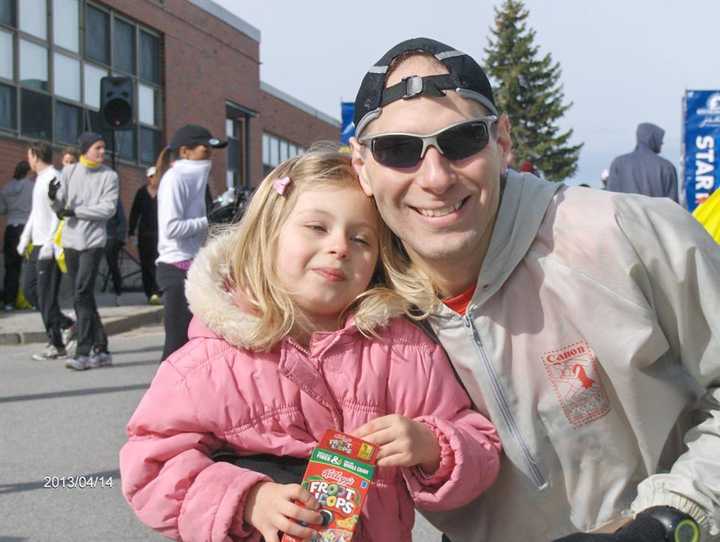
[606, 123, 679, 201]
[50, 132, 118, 371]
[17, 142, 75, 360]
[154, 124, 227, 360]
[105, 197, 127, 305]
[62, 147, 80, 168]
[128, 166, 161, 305]
[0, 160, 34, 310]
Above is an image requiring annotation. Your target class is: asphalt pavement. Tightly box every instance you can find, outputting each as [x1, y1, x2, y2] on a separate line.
[0, 326, 442, 542]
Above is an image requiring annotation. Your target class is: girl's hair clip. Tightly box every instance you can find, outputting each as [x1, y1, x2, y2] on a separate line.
[273, 176, 292, 196]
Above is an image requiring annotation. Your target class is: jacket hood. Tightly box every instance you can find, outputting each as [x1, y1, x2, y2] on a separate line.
[434, 171, 561, 317]
[185, 232, 403, 349]
[636, 123, 664, 153]
[5, 178, 31, 196]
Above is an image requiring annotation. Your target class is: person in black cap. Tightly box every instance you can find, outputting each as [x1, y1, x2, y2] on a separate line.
[154, 124, 227, 360]
[348, 38, 718, 542]
[49, 131, 118, 370]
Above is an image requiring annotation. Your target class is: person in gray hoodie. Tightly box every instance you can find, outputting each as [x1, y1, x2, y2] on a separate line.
[0, 160, 34, 310]
[50, 132, 119, 371]
[606, 123, 679, 201]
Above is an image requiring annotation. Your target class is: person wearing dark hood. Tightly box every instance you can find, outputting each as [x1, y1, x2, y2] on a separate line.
[606, 123, 678, 201]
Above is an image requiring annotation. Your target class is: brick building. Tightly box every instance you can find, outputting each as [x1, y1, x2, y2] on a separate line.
[0, 0, 340, 235]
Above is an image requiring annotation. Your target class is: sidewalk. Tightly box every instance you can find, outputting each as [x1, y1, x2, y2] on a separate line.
[0, 291, 163, 346]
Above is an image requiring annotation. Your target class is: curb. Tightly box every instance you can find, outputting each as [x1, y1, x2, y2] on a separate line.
[0, 308, 163, 346]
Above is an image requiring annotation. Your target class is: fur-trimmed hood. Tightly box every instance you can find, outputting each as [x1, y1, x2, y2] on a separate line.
[185, 232, 405, 349]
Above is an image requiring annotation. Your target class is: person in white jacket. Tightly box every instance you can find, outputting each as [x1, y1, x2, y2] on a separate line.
[154, 124, 227, 360]
[18, 142, 75, 360]
[350, 38, 720, 542]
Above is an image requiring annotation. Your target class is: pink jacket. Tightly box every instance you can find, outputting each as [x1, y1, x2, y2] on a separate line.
[119, 234, 501, 542]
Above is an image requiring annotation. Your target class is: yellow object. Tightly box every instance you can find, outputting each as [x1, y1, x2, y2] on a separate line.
[79, 155, 101, 169]
[54, 220, 67, 273]
[692, 189, 720, 243]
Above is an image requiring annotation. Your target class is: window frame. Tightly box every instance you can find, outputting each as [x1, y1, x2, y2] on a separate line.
[0, 0, 164, 168]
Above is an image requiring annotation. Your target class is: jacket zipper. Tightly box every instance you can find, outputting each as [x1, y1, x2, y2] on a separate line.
[464, 314, 547, 489]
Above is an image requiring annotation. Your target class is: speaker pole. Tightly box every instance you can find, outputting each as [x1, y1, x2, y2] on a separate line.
[111, 128, 117, 172]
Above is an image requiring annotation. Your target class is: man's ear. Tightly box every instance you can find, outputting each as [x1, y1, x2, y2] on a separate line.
[350, 137, 374, 197]
[495, 114, 513, 166]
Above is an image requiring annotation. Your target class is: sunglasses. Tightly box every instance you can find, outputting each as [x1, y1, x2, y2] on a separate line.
[359, 116, 497, 168]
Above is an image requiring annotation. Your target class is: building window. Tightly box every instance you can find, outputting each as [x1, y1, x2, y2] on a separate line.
[19, 39, 48, 91]
[53, 0, 78, 53]
[140, 30, 159, 84]
[0, 0, 16, 27]
[55, 100, 81, 143]
[0, 28, 12, 80]
[18, 0, 46, 40]
[21, 88, 51, 139]
[262, 132, 304, 176]
[53, 52, 80, 101]
[0, 0, 162, 166]
[0, 83, 16, 129]
[85, 4, 109, 64]
[113, 17, 135, 74]
[226, 103, 251, 188]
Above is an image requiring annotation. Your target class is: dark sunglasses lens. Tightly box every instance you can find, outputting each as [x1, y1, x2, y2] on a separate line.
[371, 136, 423, 167]
[438, 122, 490, 160]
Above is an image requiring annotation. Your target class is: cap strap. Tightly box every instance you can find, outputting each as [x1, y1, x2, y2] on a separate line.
[381, 74, 458, 106]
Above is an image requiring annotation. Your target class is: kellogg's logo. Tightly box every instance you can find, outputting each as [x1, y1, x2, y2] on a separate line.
[543, 340, 610, 427]
[321, 468, 355, 487]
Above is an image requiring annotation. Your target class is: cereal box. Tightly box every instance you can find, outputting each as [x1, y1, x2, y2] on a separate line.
[281, 430, 378, 542]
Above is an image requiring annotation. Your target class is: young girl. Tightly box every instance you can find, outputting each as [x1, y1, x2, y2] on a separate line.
[120, 148, 501, 542]
[154, 124, 228, 359]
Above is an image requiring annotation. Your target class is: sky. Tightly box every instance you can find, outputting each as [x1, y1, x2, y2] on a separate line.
[214, 0, 720, 187]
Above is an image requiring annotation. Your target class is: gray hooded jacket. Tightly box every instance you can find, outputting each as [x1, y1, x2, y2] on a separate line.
[606, 123, 678, 201]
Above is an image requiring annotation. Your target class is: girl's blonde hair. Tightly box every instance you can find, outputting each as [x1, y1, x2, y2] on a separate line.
[225, 143, 409, 350]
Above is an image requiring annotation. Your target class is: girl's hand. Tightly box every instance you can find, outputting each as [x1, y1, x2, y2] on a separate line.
[352, 414, 441, 473]
[243, 482, 322, 542]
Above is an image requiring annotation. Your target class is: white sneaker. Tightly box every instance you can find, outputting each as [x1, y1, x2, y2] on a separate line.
[61, 325, 77, 356]
[89, 351, 113, 368]
[32, 344, 68, 361]
[65, 355, 90, 371]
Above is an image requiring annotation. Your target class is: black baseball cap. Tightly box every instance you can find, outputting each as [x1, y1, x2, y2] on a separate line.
[169, 124, 228, 151]
[353, 37, 498, 136]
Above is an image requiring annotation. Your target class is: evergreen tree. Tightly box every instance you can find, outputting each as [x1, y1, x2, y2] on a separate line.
[484, 0, 582, 181]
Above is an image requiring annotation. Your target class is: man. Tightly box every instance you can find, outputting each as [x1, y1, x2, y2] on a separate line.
[17, 143, 75, 360]
[50, 132, 118, 371]
[350, 38, 719, 542]
[606, 123, 679, 201]
[1, 160, 33, 310]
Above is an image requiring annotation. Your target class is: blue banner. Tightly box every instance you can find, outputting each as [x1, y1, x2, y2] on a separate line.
[340, 102, 355, 145]
[684, 90, 720, 211]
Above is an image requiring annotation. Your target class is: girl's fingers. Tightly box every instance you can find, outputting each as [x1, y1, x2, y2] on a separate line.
[355, 425, 399, 448]
[279, 500, 324, 526]
[376, 451, 413, 468]
[275, 514, 316, 540]
[352, 414, 397, 438]
[261, 528, 280, 542]
[284, 484, 319, 509]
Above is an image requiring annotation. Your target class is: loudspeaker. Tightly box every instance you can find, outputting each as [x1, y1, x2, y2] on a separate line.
[100, 76, 133, 129]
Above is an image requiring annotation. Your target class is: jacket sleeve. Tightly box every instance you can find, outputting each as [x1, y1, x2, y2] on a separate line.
[49, 168, 69, 214]
[119, 361, 270, 542]
[388, 335, 502, 511]
[663, 162, 679, 203]
[618, 198, 720, 537]
[158, 174, 208, 240]
[73, 172, 118, 221]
